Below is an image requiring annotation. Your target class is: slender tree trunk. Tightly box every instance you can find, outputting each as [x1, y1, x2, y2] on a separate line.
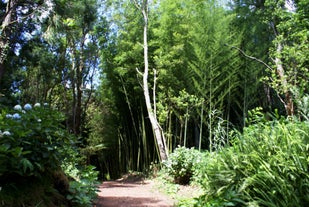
[0, 0, 16, 82]
[274, 42, 294, 116]
[209, 56, 213, 152]
[75, 35, 88, 136]
[135, 0, 168, 161]
[184, 106, 189, 147]
[194, 122, 199, 149]
[199, 102, 204, 151]
[120, 76, 139, 137]
[179, 122, 183, 146]
[153, 68, 157, 118]
[71, 47, 77, 133]
[168, 110, 172, 151]
[270, 20, 294, 116]
[75, 55, 83, 135]
[69, 34, 87, 135]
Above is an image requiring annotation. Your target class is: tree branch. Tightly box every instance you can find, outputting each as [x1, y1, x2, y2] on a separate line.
[225, 43, 273, 70]
[136, 67, 143, 76]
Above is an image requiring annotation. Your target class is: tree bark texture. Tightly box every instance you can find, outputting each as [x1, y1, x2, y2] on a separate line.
[274, 41, 294, 116]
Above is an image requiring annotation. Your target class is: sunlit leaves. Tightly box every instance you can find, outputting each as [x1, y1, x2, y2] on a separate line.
[195, 119, 309, 206]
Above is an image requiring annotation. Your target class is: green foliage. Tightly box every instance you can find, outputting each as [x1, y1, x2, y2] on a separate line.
[260, 0, 309, 116]
[229, 0, 276, 122]
[208, 110, 231, 151]
[163, 146, 202, 185]
[294, 91, 309, 121]
[194, 118, 309, 206]
[153, 0, 243, 151]
[0, 103, 70, 177]
[153, 0, 192, 93]
[0, 174, 68, 207]
[66, 165, 99, 207]
[94, 0, 159, 176]
[0, 103, 99, 206]
[0, 103, 70, 205]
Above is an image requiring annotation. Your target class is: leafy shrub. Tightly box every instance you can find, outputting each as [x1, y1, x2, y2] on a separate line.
[0, 103, 73, 205]
[0, 103, 99, 206]
[66, 165, 99, 207]
[61, 139, 99, 207]
[163, 146, 202, 185]
[0, 103, 70, 177]
[194, 119, 309, 206]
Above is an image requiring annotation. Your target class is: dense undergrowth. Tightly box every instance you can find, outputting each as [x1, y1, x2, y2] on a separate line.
[2, 103, 308, 207]
[0, 104, 98, 207]
[161, 112, 309, 207]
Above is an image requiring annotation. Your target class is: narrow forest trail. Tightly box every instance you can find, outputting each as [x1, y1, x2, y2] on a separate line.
[95, 178, 175, 207]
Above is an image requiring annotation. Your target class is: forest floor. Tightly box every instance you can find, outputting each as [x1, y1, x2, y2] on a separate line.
[95, 174, 202, 207]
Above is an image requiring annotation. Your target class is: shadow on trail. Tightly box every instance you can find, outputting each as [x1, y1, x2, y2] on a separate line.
[95, 179, 175, 207]
[100, 181, 142, 188]
[96, 195, 171, 207]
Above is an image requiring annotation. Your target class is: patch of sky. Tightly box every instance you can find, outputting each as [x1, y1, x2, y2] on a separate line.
[285, 0, 296, 12]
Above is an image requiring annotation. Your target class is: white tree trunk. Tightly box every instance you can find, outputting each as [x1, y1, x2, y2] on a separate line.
[135, 0, 168, 161]
[274, 41, 294, 116]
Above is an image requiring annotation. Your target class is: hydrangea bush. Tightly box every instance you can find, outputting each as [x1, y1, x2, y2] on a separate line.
[0, 103, 69, 177]
[0, 103, 98, 206]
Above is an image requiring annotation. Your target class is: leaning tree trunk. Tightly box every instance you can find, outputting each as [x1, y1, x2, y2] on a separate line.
[134, 0, 168, 161]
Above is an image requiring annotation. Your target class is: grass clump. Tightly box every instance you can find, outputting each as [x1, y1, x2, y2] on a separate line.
[194, 119, 309, 206]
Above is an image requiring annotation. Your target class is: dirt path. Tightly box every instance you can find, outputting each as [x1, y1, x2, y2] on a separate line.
[95, 179, 175, 207]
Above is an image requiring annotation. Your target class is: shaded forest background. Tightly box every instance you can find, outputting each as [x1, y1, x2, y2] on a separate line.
[0, 0, 308, 180]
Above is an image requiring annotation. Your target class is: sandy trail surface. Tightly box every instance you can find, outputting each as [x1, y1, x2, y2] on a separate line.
[95, 179, 175, 207]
